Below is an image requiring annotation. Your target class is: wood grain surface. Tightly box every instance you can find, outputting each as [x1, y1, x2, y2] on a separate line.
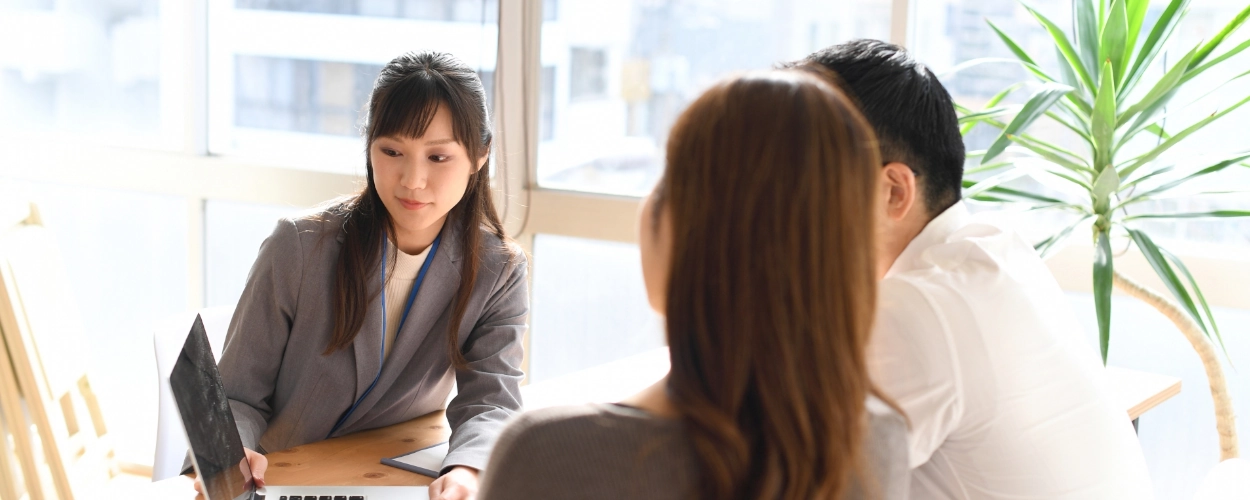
[263, 410, 450, 487]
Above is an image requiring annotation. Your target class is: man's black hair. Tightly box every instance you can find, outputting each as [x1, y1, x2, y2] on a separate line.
[803, 39, 965, 215]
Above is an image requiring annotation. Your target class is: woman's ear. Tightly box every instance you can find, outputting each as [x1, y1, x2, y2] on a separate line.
[880, 162, 918, 222]
[476, 153, 488, 172]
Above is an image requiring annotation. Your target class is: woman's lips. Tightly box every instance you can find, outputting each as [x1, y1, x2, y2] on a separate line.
[398, 198, 429, 210]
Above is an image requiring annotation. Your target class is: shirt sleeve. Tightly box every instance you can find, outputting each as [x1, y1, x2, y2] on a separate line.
[218, 218, 304, 452]
[441, 251, 528, 472]
[868, 277, 963, 469]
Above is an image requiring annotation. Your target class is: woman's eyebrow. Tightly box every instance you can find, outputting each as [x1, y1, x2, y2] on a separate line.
[424, 138, 456, 146]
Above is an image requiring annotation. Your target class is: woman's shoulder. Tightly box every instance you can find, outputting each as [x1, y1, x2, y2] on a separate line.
[287, 199, 352, 239]
[505, 403, 667, 436]
[472, 224, 527, 267]
[484, 404, 694, 499]
[497, 403, 683, 459]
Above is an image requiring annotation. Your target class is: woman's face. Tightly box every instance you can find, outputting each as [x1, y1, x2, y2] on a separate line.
[638, 186, 673, 315]
[371, 103, 485, 252]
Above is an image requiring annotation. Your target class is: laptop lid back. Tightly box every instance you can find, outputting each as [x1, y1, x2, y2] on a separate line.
[170, 314, 255, 500]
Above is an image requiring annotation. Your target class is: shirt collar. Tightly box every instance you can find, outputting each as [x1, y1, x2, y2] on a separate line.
[885, 200, 972, 278]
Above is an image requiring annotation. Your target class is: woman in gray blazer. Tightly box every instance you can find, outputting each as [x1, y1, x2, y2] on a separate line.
[479, 68, 910, 499]
[218, 52, 525, 500]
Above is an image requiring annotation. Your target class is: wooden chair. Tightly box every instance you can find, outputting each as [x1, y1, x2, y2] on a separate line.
[0, 330, 42, 500]
[0, 202, 118, 499]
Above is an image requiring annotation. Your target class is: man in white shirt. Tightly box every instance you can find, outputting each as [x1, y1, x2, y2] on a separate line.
[802, 40, 1155, 499]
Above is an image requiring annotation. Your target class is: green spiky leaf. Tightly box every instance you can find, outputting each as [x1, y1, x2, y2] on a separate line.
[1189, 3, 1250, 70]
[1091, 60, 1118, 172]
[1127, 229, 1211, 338]
[1160, 247, 1231, 362]
[983, 83, 1074, 163]
[1025, 4, 1098, 91]
[1122, 0, 1190, 98]
[1119, 93, 1250, 179]
[1093, 230, 1114, 364]
[1101, 0, 1130, 86]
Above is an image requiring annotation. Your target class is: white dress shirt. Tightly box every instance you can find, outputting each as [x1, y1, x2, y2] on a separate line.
[869, 201, 1154, 499]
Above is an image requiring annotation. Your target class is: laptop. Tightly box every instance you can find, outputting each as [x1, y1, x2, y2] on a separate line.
[170, 314, 429, 500]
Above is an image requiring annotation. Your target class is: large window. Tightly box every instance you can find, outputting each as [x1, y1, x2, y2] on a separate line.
[529, 235, 659, 382]
[535, 0, 892, 196]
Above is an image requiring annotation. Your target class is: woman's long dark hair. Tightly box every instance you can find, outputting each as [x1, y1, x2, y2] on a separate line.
[322, 51, 506, 368]
[655, 69, 883, 499]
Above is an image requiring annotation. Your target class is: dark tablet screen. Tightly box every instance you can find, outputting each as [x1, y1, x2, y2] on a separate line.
[170, 315, 254, 500]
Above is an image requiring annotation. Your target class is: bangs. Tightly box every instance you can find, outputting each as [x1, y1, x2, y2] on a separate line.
[367, 72, 480, 154]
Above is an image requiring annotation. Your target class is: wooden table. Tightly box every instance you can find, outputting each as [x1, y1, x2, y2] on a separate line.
[149, 349, 1182, 496]
[1106, 366, 1182, 429]
[262, 411, 449, 487]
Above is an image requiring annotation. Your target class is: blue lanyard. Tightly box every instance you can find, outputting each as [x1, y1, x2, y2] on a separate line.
[327, 234, 442, 438]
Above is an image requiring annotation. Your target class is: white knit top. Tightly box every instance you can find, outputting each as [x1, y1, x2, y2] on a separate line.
[383, 241, 431, 359]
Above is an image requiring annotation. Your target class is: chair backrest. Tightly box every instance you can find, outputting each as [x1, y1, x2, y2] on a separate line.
[151, 305, 233, 481]
[0, 201, 117, 499]
[0, 325, 42, 500]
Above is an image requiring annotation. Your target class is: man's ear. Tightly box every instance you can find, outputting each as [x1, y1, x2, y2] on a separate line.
[880, 162, 918, 222]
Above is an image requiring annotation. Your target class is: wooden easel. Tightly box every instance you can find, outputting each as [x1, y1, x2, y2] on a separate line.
[0, 202, 117, 499]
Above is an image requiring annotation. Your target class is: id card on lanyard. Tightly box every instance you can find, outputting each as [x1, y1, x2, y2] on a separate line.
[327, 234, 442, 438]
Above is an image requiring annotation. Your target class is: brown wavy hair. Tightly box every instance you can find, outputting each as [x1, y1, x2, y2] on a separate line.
[655, 68, 882, 499]
[321, 51, 506, 368]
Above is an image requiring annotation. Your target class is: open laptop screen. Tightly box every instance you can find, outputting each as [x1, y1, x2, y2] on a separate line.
[170, 315, 255, 500]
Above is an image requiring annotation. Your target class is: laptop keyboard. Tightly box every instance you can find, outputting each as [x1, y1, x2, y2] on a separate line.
[278, 496, 365, 500]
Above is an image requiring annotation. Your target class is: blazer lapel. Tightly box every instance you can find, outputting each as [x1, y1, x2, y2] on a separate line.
[349, 260, 386, 402]
[339, 220, 464, 432]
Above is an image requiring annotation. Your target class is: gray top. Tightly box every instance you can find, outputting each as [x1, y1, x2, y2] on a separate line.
[218, 211, 528, 472]
[479, 397, 909, 499]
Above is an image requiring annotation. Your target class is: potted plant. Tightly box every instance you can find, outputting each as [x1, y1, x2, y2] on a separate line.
[954, 0, 1250, 460]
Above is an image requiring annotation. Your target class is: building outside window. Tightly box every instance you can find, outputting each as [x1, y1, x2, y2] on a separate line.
[570, 47, 607, 100]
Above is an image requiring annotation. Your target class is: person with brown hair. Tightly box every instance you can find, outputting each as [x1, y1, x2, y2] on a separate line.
[217, 51, 527, 500]
[477, 68, 909, 500]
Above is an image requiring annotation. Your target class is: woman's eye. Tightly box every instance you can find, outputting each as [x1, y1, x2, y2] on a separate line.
[381, 148, 400, 157]
[429, 155, 449, 163]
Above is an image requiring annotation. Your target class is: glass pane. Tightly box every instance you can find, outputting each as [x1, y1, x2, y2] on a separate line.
[2, 179, 188, 467]
[205, 200, 306, 309]
[530, 234, 662, 382]
[536, 0, 892, 196]
[209, 1, 499, 173]
[0, 0, 181, 149]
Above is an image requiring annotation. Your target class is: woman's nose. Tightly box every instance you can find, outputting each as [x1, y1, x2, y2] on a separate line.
[399, 160, 427, 190]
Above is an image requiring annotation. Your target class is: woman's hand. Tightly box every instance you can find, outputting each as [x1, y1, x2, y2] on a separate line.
[428, 465, 479, 500]
[192, 447, 267, 496]
[243, 448, 268, 486]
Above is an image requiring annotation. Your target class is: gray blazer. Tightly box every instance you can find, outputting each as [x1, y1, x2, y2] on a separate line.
[218, 210, 527, 472]
[479, 397, 909, 500]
